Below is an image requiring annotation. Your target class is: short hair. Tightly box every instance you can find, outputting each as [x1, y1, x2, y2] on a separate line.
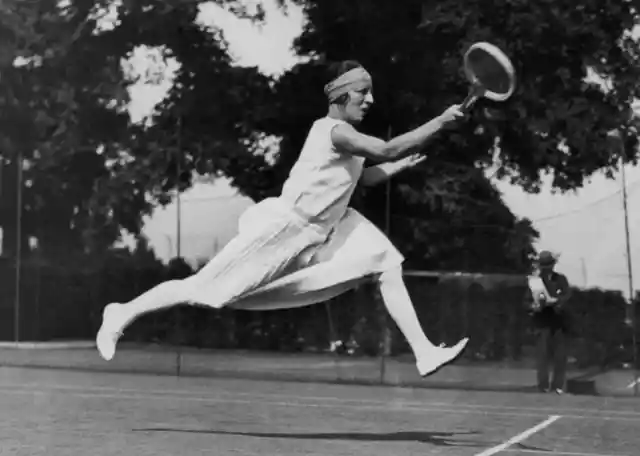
[326, 60, 363, 82]
[326, 60, 364, 105]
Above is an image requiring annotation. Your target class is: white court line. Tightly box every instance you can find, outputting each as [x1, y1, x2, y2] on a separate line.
[0, 381, 638, 419]
[505, 449, 627, 456]
[475, 415, 561, 456]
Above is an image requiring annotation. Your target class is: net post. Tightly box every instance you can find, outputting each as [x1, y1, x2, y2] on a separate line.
[614, 133, 636, 396]
[14, 150, 23, 343]
[377, 292, 387, 385]
[174, 114, 183, 379]
[377, 126, 393, 385]
[630, 295, 638, 397]
[175, 309, 182, 377]
[325, 299, 346, 382]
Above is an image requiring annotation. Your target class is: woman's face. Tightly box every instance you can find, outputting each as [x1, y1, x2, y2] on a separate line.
[342, 82, 374, 125]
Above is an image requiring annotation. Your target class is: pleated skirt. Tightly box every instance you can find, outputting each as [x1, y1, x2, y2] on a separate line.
[187, 197, 404, 310]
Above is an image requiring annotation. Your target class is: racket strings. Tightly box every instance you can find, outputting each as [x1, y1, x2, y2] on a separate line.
[464, 43, 516, 101]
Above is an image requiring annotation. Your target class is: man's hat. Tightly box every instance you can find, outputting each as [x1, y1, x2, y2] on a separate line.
[536, 250, 558, 266]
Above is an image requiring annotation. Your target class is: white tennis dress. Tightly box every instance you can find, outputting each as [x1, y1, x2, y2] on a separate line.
[187, 116, 404, 310]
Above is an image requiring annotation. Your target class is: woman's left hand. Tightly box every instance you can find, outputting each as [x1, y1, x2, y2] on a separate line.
[404, 154, 427, 168]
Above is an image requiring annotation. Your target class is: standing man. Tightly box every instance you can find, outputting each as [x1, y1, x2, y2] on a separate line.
[527, 250, 573, 394]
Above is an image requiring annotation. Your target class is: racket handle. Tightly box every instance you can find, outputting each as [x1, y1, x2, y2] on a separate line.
[461, 93, 479, 112]
[461, 83, 485, 113]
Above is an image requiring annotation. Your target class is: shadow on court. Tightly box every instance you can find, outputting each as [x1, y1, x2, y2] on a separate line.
[134, 428, 549, 452]
[135, 428, 484, 447]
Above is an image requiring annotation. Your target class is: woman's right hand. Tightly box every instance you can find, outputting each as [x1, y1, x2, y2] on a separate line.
[439, 104, 465, 128]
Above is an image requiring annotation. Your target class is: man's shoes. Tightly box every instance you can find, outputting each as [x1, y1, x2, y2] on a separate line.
[417, 338, 469, 377]
[537, 386, 564, 394]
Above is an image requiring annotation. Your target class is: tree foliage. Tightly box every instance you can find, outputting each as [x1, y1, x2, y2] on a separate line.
[0, 0, 139, 256]
[0, 0, 274, 257]
[2, 0, 638, 273]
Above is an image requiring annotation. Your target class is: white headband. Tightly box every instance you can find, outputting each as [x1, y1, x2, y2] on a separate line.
[324, 67, 372, 103]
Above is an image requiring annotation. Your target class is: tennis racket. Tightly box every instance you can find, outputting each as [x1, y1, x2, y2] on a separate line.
[461, 42, 516, 112]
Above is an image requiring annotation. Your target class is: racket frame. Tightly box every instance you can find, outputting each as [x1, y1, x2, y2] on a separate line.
[461, 42, 516, 111]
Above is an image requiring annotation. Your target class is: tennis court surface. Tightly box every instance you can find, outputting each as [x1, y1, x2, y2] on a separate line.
[1, 365, 638, 456]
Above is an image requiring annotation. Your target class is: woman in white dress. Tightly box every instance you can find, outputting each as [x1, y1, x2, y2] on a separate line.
[97, 60, 469, 377]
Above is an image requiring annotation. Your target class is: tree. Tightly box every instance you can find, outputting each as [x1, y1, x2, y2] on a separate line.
[0, 0, 277, 258]
[0, 0, 140, 257]
[105, 0, 280, 202]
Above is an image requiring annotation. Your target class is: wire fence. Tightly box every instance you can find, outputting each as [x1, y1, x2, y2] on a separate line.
[0, 253, 637, 396]
[1, 154, 638, 396]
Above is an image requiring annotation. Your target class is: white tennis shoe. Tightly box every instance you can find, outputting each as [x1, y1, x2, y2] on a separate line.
[417, 337, 469, 377]
[96, 303, 127, 361]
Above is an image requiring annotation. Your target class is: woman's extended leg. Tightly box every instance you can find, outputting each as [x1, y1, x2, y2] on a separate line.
[96, 200, 323, 361]
[377, 266, 468, 376]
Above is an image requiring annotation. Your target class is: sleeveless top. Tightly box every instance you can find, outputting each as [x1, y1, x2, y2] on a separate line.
[280, 117, 365, 230]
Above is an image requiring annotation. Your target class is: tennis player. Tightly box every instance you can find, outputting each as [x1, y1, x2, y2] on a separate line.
[97, 60, 469, 377]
